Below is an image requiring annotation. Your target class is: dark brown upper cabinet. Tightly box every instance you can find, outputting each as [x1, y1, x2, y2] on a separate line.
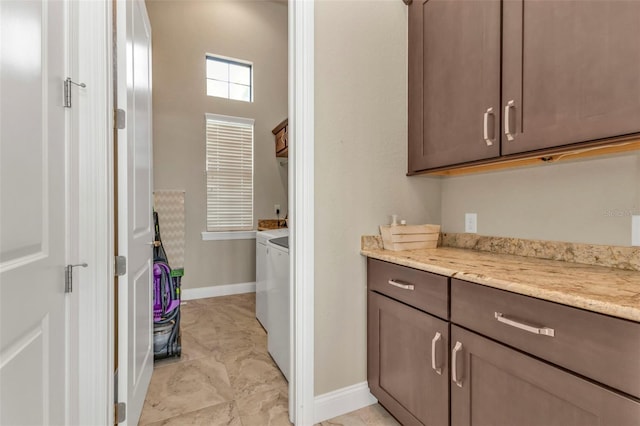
[272, 119, 288, 158]
[409, 0, 640, 174]
[409, 0, 501, 172]
[502, 0, 640, 155]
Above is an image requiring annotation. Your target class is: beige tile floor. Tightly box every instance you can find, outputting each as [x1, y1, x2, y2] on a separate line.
[139, 293, 399, 426]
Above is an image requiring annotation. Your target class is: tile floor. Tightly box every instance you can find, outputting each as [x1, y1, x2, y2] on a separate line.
[139, 293, 399, 426]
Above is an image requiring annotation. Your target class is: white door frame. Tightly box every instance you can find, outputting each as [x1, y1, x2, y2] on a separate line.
[72, 1, 315, 424]
[289, 0, 315, 424]
[72, 0, 115, 424]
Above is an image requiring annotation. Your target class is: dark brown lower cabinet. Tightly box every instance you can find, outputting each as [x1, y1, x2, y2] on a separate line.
[368, 291, 449, 426]
[450, 325, 640, 426]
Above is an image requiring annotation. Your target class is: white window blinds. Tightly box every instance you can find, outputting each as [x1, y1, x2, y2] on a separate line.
[205, 113, 254, 231]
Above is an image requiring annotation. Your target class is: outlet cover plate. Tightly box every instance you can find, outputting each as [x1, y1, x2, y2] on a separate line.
[632, 215, 640, 246]
[465, 213, 478, 233]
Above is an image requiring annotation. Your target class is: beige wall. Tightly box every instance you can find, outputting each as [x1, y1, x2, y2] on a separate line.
[314, 0, 442, 395]
[147, 0, 288, 289]
[441, 152, 640, 246]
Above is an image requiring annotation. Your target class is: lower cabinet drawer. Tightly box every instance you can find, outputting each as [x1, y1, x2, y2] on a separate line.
[368, 291, 448, 426]
[451, 325, 640, 426]
[368, 258, 448, 320]
[451, 278, 640, 398]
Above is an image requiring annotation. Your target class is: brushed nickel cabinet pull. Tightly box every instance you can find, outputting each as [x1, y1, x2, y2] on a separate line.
[504, 100, 515, 141]
[483, 107, 495, 146]
[494, 312, 555, 337]
[452, 341, 463, 388]
[387, 279, 415, 291]
[431, 332, 442, 375]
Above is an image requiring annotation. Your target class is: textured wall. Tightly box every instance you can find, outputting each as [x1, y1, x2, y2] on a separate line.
[314, 0, 442, 395]
[441, 152, 640, 246]
[147, 0, 288, 289]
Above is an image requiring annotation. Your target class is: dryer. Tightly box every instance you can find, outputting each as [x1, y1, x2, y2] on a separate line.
[255, 228, 288, 331]
[267, 236, 290, 381]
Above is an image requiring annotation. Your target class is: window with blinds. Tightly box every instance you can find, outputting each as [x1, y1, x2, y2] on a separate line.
[205, 113, 254, 231]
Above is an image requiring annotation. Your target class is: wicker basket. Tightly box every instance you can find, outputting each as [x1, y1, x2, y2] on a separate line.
[379, 224, 440, 251]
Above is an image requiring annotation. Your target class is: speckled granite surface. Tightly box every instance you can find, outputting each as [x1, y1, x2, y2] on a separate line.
[361, 234, 640, 322]
[441, 233, 640, 272]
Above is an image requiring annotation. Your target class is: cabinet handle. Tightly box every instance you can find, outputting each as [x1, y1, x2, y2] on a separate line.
[504, 100, 515, 141]
[494, 312, 555, 337]
[452, 341, 463, 388]
[483, 107, 495, 146]
[387, 279, 414, 291]
[431, 332, 442, 375]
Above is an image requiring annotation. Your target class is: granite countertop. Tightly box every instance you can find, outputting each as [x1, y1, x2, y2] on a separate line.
[361, 235, 640, 322]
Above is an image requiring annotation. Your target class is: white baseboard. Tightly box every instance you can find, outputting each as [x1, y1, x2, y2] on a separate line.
[181, 282, 256, 301]
[314, 381, 378, 423]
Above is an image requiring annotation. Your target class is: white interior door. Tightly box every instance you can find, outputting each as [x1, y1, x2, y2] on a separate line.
[0, 0, 69, 424]
[116, 0, 154, 424]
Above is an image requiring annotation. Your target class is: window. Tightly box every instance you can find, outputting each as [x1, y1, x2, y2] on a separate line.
[205, 113, 254, 231]
[206, 55, 252, 102]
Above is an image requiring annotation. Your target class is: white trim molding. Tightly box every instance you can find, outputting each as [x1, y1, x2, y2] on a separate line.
[314, 382, 378, 424]
[289, 0, 315, 424]
[201, 231, 256, 241]
[72, 0, 114, 425]
[181, 282, 256, 301]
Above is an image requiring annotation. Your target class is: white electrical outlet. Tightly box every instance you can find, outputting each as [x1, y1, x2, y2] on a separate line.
[274, 204, 281, 215]
[465, 213, 478, 233]
[632, 215, 640, 246]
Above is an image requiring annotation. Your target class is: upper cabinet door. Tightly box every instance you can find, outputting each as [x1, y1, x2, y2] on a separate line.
[502, 0, 640, 155]
[408, 0, 501, 173]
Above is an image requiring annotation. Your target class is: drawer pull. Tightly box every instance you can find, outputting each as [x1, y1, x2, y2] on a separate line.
[388, 279, 414, 291]
[452, 341, 463, 388]
[431, 332, 442, 375]
[494, 312, 555, 337]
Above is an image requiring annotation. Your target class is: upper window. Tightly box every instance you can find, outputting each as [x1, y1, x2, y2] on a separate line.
[206, 55, 253, 102]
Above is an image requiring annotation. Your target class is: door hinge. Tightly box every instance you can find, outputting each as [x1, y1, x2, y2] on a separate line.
[115, 256, 127, 276]
[63, 77, 86, 108]
[65, 263, 88, 293]
[115, 108, 126, 129]
[115, 402, 126, 423]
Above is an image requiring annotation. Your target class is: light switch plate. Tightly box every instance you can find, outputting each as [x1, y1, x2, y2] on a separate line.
[465, 213, 478, 233]
[632, 215, 640, 246]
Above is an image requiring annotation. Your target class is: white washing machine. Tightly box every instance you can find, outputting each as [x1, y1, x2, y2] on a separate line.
[255, 228, 288, 331]
[267, 236, 289, 381]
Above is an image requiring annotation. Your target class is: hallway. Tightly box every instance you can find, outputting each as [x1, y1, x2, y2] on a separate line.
[139, 293, 399, 425]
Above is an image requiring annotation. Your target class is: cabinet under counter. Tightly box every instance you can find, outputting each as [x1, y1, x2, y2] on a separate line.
[364, 244, 640, 426]
[367, 258, 449, 426]
[451, 278, 640, 399]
